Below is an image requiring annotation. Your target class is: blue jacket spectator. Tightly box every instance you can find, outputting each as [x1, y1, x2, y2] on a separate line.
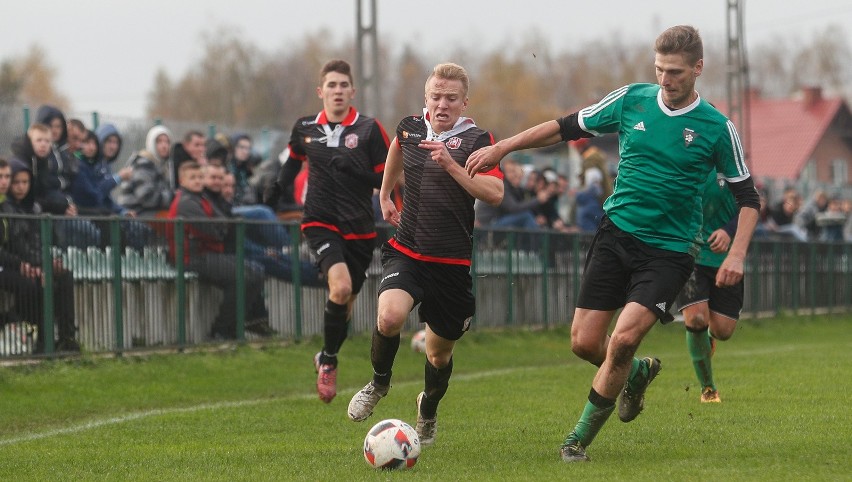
[575, 167, 606, 232]
[71, 129, 127, 216]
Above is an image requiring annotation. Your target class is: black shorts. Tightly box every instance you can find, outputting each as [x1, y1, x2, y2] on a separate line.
[377, 243, 474, 341]
[676, 264, 744, 320]
[577, 216, 694, 323]
[303, 227, 374, 295]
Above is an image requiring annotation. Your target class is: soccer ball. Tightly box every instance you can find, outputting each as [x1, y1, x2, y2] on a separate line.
[363, 419, 421, 470]
[410, 329, 427, 353]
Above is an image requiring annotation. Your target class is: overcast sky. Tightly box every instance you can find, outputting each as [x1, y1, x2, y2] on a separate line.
[3, 0, 850, 119]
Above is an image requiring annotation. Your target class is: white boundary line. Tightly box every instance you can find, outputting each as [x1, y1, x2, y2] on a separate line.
[0, 367, 532, 447]
[0, 342, 823, 447]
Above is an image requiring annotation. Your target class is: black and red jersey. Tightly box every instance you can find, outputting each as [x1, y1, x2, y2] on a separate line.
[389, 112, 502, 265]
[288, 107, 389, 239]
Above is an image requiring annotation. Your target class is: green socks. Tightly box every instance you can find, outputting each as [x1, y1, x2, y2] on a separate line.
[564, 389, 615, 447]
[686, 326, 715, 390]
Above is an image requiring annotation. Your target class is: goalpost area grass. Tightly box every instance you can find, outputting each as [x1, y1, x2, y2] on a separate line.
[1, 314, 849, 480]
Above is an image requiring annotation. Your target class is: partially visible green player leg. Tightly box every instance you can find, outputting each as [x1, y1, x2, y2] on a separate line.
[687, 325, 720, 402]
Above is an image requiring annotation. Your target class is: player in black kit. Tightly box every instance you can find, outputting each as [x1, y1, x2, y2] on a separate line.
[265, 60, 390, 404]
[347, 63, 504, 446]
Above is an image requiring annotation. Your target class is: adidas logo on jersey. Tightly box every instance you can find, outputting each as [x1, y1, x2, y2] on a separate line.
[656, 302, 667, 312]
[633, 121, 646, 131]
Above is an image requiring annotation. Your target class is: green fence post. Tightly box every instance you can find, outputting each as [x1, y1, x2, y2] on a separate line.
[23, 105, 30, 132]
[92, 112, 99, 130]
[235, 221, 246, 342]
[541, 231, 550, 328]
[290, 223, 303, 341]
[773, 243, 781, 317]
[826, 243, 834, 315]
[39, 217, 55, 355]
[111, 218, 124, 354]
[808, 243, 816, 315]
[208, 123, 216, 140]
[506, 231, 515, 326]
[846, 243, 852, 313]
[751, 241, 760, 319]
[791, 243, 799, 314]
[572, 234, 581, 307]
[175, 219, 186, 348]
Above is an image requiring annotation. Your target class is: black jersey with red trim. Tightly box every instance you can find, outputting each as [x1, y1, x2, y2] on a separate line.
[288, 107, 389, 239]
[389, 114, 502, 265]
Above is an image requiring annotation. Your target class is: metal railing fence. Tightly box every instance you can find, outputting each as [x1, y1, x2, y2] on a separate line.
[0, 216, 849, 358]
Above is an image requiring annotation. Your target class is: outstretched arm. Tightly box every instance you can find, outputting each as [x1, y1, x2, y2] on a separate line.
[465, 120, 563, 177]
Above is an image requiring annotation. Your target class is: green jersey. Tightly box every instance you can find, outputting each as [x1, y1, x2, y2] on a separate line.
[696, 170, 738, 268]
[579, 83, 748, 255]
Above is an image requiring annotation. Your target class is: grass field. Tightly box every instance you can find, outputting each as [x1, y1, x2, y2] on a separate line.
[1, 314, 850, 480]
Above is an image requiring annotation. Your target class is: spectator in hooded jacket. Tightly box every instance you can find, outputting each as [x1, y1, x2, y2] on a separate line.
[0, 156, 79, 352]
[71, 128, 151, 250]
[575, 167, 607, 232]
[35, 105, 77, 190]
[117, 125, 175, 217]
[228, 133, 262, 205]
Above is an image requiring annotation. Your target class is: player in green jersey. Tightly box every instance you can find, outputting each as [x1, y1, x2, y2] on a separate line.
[466, 25, 761, 462]
[676, 169, 742, 404]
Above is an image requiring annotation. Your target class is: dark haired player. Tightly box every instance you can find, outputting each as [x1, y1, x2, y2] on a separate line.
[347, 62, 504, 446]
[265, 59, 390, 404]
[466, 25, 760, 461]
[677, 169, 743, 404]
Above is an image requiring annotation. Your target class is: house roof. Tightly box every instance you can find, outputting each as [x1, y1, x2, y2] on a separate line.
[715, 89, 845, 180]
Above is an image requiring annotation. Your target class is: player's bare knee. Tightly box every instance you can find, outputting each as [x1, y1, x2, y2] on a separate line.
[376, 309, 405, 336]
[570, 338, 604, 364]
[426, 352, 451, 369]
[709, 316, 736, 340]
[329, 286, 352, 305]
[710, 325, 735, 341]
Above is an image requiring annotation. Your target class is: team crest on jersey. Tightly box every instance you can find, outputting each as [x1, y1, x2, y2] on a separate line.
[683, 128, 699, 147]
[345, 133, 359, 149]
[446, 137, 462, 149]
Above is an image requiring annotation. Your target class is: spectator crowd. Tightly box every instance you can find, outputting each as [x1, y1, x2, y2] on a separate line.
[2, 103, 851, 352]
[0, 104, 321, 352]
